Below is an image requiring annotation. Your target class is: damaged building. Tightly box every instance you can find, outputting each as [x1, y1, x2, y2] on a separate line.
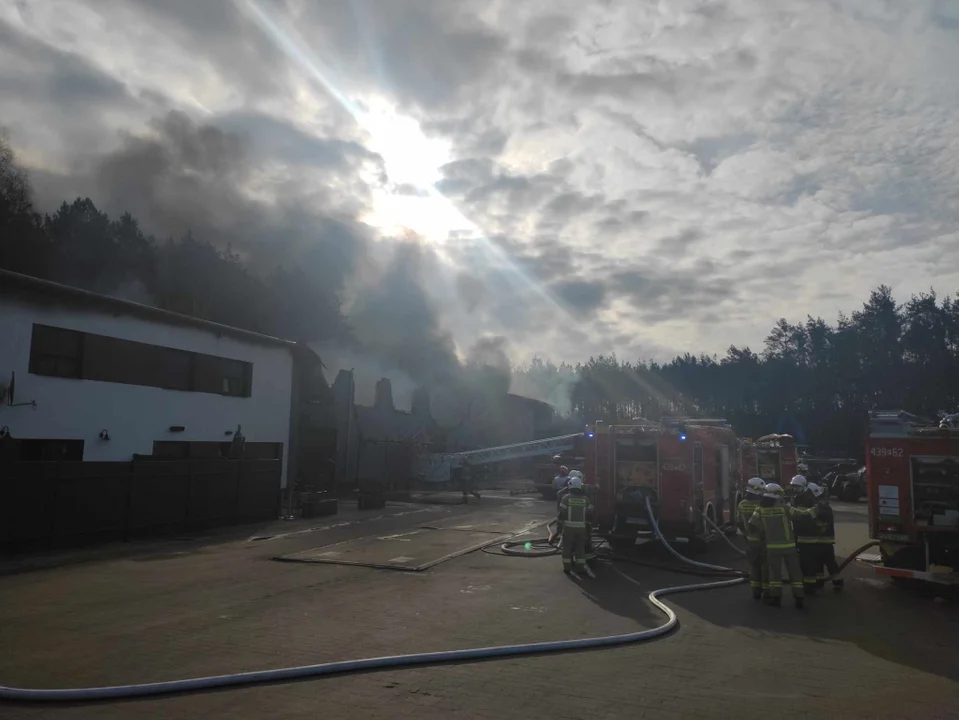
[330, 368, 556, 494]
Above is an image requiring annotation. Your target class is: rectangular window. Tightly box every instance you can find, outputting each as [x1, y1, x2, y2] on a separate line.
[18, 438, 85, 462]
[29, 325, 83, 379]
[29, 324, 253, 397]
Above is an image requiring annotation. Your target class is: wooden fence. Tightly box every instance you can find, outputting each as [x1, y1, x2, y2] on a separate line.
[1, 458, 282, 553]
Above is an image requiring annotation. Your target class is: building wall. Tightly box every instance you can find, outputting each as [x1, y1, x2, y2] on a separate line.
[0, 296, 294, 486]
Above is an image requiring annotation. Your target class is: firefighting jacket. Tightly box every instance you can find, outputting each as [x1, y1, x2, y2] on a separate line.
[558, 490, 593, 529]
[791, 493, 820, 544]
[815, 502, 836, 544]
[747, 504, 817, 552]
[737, 498, 760, 542]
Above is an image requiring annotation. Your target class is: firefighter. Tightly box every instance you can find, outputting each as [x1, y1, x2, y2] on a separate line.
[552, 465, 570, 497]
[557, 475, 595, 578]
[790, 477, 821, 595]
[747, 482, 816, 609]
[459, 459, 481, 504]
[570, 471, 597, 569]
[738, 477, 767, 599]
[786, 474, 808, 504]
[810, 482, 843, 592]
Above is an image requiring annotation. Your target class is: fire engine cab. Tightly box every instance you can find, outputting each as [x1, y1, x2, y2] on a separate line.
[867, 411, 959, 587]
[585, 418, 741, 552]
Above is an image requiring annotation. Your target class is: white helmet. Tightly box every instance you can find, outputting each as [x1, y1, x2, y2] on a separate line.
[568, 476, 583, 490]
[808, 482, 823, 499]
[745, 477, 765, 496]
[789, 475, 808, 490]
[763, 482, 785, 500]
[568, 470, 584, 480]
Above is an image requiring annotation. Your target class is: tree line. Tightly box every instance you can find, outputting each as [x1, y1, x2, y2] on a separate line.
[4, 133, 957, 459]
[514, 284, 959, 458]
[1, 134, 348, 346]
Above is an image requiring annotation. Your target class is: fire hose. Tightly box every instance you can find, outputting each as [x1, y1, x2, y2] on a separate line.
[0, 498, 870, 703]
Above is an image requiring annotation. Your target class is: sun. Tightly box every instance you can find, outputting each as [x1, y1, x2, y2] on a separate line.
[357, 100, 472, 242]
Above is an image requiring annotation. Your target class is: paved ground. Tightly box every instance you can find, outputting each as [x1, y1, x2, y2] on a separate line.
[1, 496, 957, 719]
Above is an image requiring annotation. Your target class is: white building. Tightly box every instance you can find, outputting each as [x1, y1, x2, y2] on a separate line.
[0, 269, 316, 488]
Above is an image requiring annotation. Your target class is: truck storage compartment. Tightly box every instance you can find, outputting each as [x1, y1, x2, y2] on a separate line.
[612, 439, 659, 533]
[757, 450, 782, 483]
[912, 456, 959, 528]
[614, 439, 658, 494]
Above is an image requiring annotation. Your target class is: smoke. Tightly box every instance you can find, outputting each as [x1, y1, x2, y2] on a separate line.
[28, 111, 572, 420]
[509, 357, 580, 416]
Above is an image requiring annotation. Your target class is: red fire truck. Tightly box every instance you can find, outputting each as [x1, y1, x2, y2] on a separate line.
[866, 411, 959, 587]
[585, 418, 741, 552]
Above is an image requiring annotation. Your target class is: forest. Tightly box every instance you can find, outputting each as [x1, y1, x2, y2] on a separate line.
[4, 134, 958, 459]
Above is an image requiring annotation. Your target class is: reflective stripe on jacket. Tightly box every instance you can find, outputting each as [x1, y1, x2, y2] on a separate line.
[748, 505, 817, 551]
[737, 499, 760, 541]
[559, 494, 591, 528]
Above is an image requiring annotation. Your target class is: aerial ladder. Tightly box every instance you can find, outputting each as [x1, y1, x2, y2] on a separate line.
[416, 433, 584, 484]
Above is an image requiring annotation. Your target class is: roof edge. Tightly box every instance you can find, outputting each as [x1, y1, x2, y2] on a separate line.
[0, 268, 298, 351]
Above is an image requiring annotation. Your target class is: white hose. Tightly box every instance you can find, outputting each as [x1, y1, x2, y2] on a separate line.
[700, 510, 748, 558]
[0, 497, 746, 703]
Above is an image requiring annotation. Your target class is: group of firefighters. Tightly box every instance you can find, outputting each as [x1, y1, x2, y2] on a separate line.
[737, 474, 843, 609]
[549, 463, 843, 606]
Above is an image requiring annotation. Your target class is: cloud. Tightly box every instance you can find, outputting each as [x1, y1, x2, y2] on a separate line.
[2, 0, 959, 371]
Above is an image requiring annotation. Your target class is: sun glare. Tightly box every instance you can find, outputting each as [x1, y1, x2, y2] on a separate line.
[356, 100, 472, 242]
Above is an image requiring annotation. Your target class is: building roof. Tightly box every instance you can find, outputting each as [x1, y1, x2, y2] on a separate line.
[0, 268, 301, 352]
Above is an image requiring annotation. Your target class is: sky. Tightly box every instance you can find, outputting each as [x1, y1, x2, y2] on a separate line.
[3, 0, 959, 373]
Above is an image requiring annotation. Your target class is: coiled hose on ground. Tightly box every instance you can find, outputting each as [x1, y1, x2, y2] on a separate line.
[0, 498, 873, 703]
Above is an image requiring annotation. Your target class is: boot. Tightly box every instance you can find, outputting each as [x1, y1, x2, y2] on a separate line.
[833, 578, 844, 593]
[752, 588, 763, 600]
[795, 597, 805, 610]
[583, 565, 596, 579]
[563, 566, 572, 576]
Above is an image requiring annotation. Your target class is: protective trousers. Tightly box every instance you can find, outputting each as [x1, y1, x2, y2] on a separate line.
[745, 540, 767, 596]
[562, 525, 588, 571]
[797, 542, 821, 593]
[816, 544, 843, 589]
[765, 548, 804, 601]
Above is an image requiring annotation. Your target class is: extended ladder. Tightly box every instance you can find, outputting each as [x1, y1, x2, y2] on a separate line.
[416, 433, 582, 484]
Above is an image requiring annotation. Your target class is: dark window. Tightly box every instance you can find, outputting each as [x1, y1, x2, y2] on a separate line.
[18, 438, 84, 461]
[614, 440, 657, 463]
[29, 324, 253, 397]
[29, 325, 83, 379]
[151, 440, 281, 459]
[152, 441, 190, 459]
[243, 442, 282, 460]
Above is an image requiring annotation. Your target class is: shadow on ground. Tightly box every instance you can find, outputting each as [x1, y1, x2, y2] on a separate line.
[616, 538, 959, 685]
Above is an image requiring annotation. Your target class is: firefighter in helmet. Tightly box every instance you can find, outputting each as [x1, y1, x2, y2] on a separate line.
[787, 474, 808, 504]
[738, 477, 767, 599]
[557, 475, 595, 578]
[789, 475, 821, 595]
[747, 482, 817, 609]
[810, 482, 843, 592]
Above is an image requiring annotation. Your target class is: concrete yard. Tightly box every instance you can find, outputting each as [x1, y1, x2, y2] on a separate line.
[0, 495, 957, 719]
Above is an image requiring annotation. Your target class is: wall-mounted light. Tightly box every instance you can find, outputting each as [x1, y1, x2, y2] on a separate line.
[99, 429, 110, 441]
[169, 425, 186, 433]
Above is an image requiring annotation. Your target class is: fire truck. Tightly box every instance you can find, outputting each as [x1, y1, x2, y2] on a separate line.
[744, 433, 799, 485]
[866, 411, 959, 587]
[585, 418, 741, 552]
